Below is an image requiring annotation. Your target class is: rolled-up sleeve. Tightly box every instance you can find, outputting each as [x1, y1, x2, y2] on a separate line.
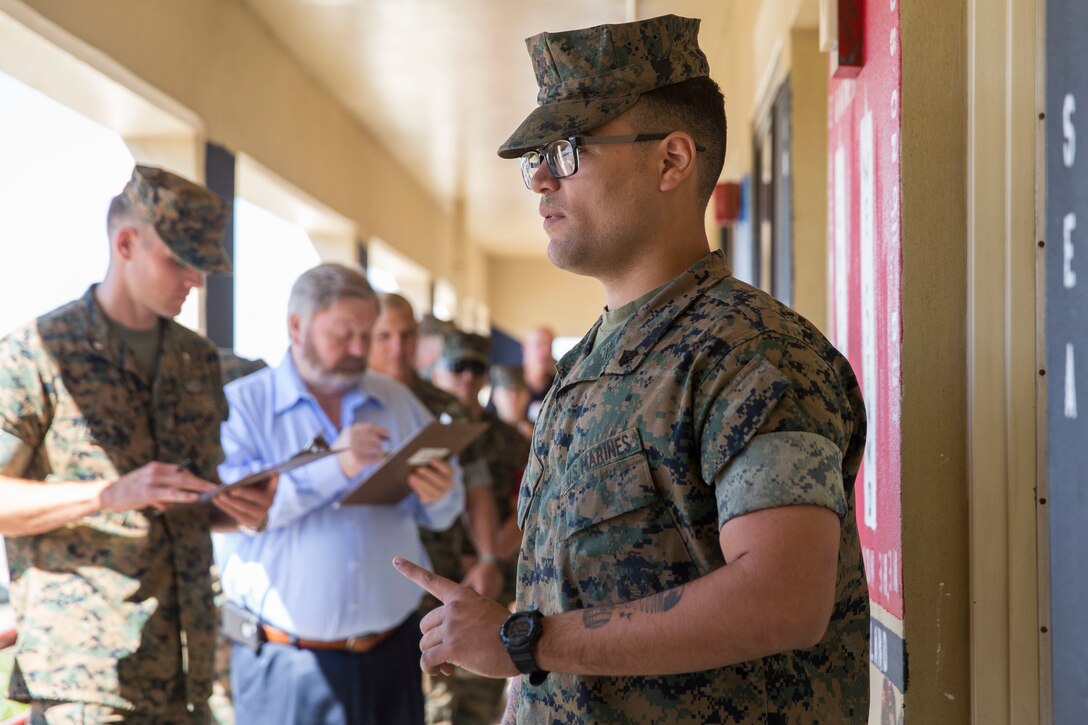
[697, 335, 857, 528]
[715, 431, 847, 526]
[0, 331, 45, 477]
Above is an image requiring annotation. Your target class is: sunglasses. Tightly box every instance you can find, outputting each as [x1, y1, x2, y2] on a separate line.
[447, 359, 488, 376]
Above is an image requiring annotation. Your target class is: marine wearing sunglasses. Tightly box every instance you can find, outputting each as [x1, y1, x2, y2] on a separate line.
[445, 359, 488, 376]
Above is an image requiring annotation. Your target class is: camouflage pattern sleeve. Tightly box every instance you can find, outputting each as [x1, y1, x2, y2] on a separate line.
[0, 326, 49, 473]
[461, 443, 495, 491]
[0, 431, 34, 479]
[716, 432, 847, 525]
[696, 333, 859, 526]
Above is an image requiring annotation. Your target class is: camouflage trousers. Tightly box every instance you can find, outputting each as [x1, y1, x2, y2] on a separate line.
[207, 630, 234, 725]
[423, 668, 506, 725]
[29, 700, 209, 724]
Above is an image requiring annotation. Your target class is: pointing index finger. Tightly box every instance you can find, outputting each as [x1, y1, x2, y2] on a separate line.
[393, 557, 461, 603]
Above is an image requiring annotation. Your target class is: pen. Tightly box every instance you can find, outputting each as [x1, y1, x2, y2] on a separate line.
[177, 457, 193, 473]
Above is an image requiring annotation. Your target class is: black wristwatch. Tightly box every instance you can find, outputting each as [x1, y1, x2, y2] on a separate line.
[500, 609, 549, 685]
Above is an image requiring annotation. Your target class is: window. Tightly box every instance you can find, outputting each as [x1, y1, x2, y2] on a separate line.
[231, 155, 356, 364]
[232, 199, 321, 365]
[0, 72, 205, 335]
[368, 238, 432, 317]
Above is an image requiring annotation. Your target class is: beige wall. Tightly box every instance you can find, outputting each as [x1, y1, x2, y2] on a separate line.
[966, 0, 1043, 722]
[9, 0, 479, 303]
[487, 256, 604, 340]
[789, 27, 829, 335]
[900, 1, 971, 721]
[717, 0, 814, 183]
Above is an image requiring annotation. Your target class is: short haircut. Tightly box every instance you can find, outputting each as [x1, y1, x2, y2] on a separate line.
[288, 263, 379, 324]
[379, 292, 416, 319]
[106, 193, 139, 236]
[628, 76, 727, 206]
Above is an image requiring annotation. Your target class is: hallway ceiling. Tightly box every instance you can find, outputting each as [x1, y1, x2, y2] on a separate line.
[241, 0, 735, 258]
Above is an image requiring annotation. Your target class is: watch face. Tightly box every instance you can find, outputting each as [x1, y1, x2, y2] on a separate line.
[503, 612, 538, 647]
[506, 617, 533, 641]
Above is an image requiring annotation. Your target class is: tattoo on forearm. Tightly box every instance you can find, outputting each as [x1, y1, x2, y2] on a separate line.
[582, 607, 613, 629]
[581, 585, 686, 629]
[639, 586, 685, 613]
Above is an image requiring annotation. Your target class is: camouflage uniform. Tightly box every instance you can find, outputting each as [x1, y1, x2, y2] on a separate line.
[445, 412, 527, 725]
[406, 375, 485, 725]
[474, 410, 528, 606]
[427, 334, 532, 725]
[513, 252, 869, 723]
[435, 334, 530, 607]
[0, 166, 231, 723]
[217, 350, 268, 385]
[0, 288, 227, 720]
[407, 375, 473, 614]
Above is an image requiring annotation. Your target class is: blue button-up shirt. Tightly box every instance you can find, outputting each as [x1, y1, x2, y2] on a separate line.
[214, 353, 464, 640]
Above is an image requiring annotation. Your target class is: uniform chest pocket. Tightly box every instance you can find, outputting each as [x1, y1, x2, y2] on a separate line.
[516, 452, 544, 530]
[554, 435, 696, 606]
[163, 380, 226, 465]
[559, 452, 660, 541]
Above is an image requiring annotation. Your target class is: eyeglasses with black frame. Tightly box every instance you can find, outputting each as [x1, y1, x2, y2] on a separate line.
[518, 133, 704, 189]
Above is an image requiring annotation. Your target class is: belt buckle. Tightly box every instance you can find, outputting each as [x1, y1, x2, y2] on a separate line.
[345, 635, 358, 652]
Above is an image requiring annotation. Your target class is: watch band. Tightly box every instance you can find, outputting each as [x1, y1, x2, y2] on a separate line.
[501, 610, 548, 685]
[509, 647, 538, 675]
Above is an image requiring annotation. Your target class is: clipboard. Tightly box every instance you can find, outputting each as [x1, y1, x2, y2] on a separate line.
[337, 421, 489, 506]
[199, 434, 343, 502]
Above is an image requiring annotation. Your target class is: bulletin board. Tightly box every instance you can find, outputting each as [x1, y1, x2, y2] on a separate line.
[826, 0, 904, 718]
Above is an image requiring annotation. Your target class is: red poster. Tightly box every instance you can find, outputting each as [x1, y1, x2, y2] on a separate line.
[827, 0, 903, 618]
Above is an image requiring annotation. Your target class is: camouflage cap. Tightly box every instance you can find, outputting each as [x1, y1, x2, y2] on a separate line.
[490, 364, 528, 389]
[121, 165, 232, 273]
[419, 313, 455, 337]
[441, 330, 490, 365]
[497, 14, 710, 159]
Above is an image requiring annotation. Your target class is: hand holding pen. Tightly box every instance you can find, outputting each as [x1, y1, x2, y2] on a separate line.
[333, 422, 391, 478]
[98, 459, 217, 512]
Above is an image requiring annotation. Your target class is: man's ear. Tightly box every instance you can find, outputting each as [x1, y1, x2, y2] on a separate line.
[659, 132, 698, 193]
[288, 313, 303, 346]
[114, 225, 139, 260]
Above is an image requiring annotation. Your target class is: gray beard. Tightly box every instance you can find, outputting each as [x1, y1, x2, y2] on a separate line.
[299, 335, 367, 392]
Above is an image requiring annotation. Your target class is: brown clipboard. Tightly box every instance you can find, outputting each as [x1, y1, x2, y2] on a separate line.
[337, 421, 489, 506]
[198, 434, 343, 502]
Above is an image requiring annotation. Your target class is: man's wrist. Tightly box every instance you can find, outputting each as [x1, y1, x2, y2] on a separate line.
[238, 515, 269, 536]
[500, 610, 549, 685]
[94, 479, 114, 513]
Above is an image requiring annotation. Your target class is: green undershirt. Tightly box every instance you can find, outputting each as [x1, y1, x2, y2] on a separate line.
[591, 281, 670, 351]
[107, 317, 162, 380]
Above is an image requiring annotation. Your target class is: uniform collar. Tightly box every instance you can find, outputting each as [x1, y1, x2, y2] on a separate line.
[80, 285, 119, 361]
[79, 284, 173, 383]
[557, 250, 733, 386]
